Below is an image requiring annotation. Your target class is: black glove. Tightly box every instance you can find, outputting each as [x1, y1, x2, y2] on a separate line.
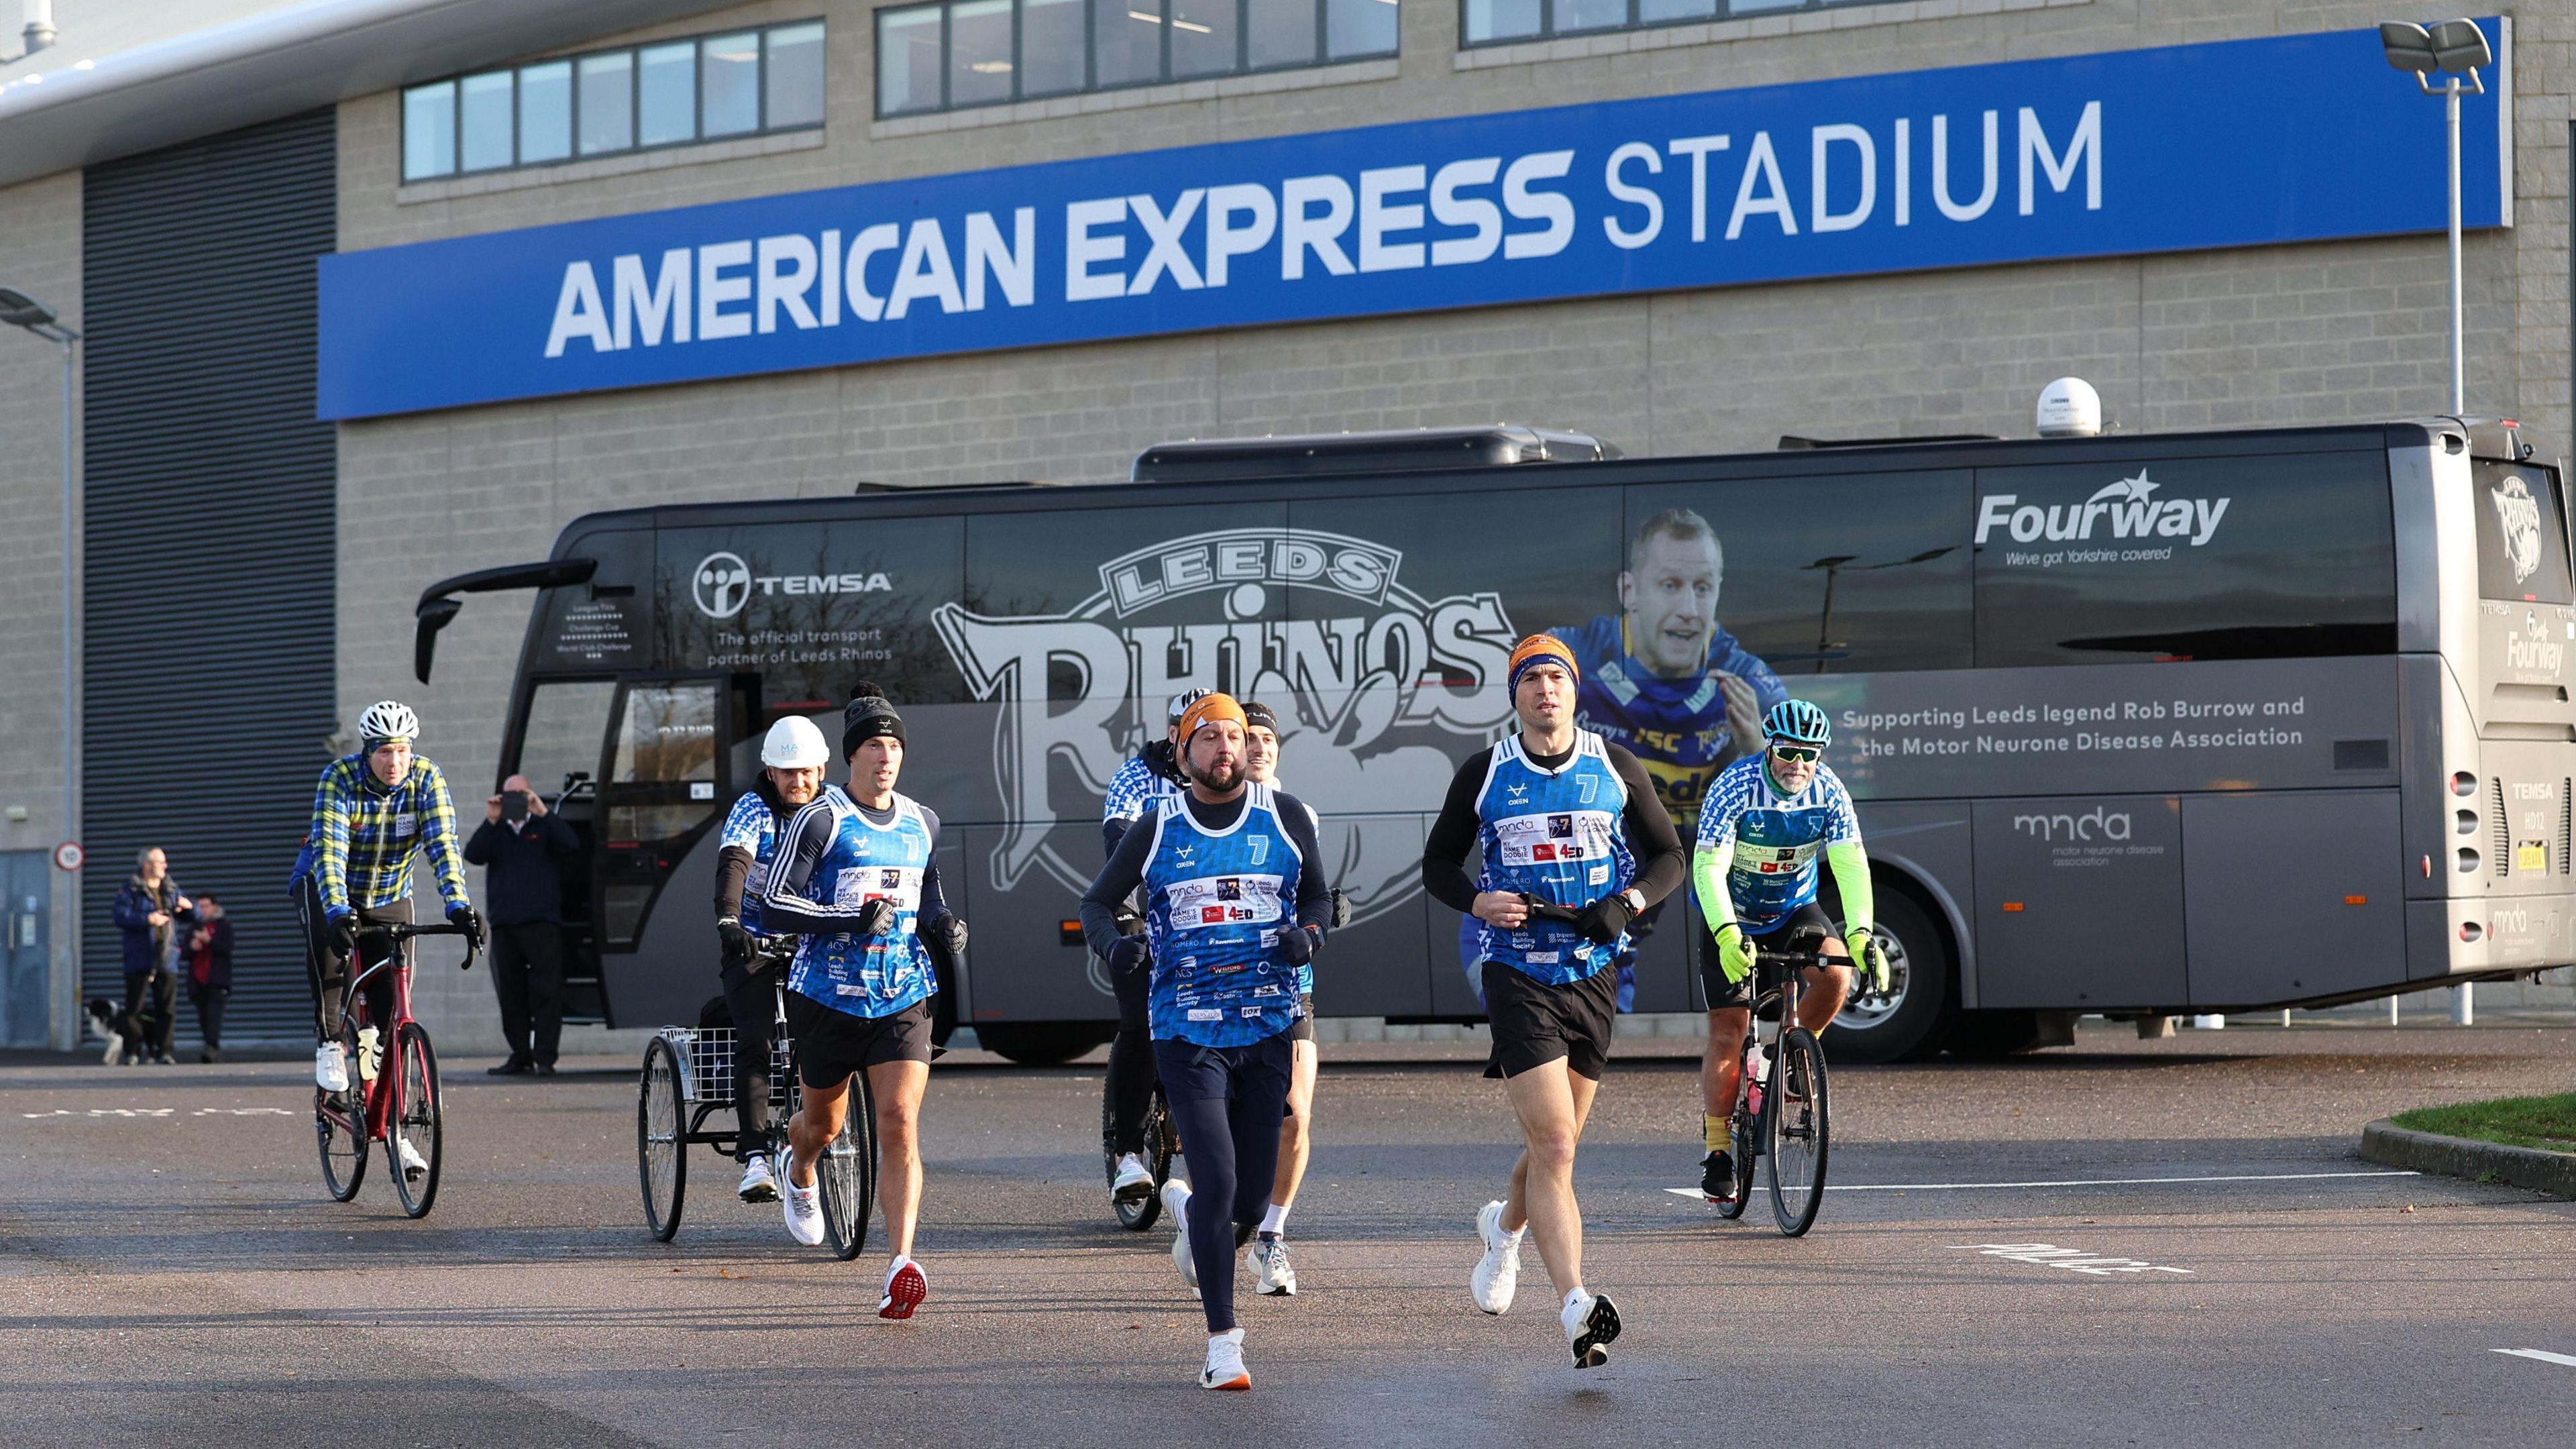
[1106, 934, 1152, 976]
[1278, 924, 1320, 967]
[1328, 888, 1354, 931]
[853, 898, 895, 938]
[1574, 892, 1635, 946]
[447, 903, 486, 951]
[328, 912, 359, 958]
[918, 912, 968, 957]
[716, 917, 754, 962]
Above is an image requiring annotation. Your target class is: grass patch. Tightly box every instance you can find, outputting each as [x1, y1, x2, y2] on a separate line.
[2392, 1092, 2576, 1155]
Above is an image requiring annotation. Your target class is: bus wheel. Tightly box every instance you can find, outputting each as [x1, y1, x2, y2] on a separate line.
[975, 1022, 1114, 1067]
[1822, 889, 1951, 1065]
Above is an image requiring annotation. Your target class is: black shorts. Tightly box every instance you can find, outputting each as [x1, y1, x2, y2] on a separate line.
[784, 989, 933, 1088]
[1289, 991, 1316, 1043]
[1481, 961, 1619, 1081]
[1699, 902, 1838, 1010]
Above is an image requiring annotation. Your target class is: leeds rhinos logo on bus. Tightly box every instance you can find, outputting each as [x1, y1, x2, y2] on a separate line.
[2492, 475, 2545, 584]
[1974, 472, 2231, 549]
[930, 527, 1519, 918]
[692, 550, 894, 619]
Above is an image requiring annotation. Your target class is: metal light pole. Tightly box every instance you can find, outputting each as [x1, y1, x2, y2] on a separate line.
[2380, 19, 2493, 416]
[1, 286, 80, 1049]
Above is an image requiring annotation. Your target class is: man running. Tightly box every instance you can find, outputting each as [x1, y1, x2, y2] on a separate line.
[1691, 699, 1886, 1200]
[290, 701, 482, 1141]
[712, 713, 840, 1204]
[1080, 693, 1331, 1391]
[1099, 688, 1207, 1205]
[1241, 700, 1320, 1297]
[757, 688, 968, 1320]
[1421, 636, 1685, 1368]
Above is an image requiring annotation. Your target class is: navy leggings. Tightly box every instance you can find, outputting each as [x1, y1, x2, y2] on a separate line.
[1154, 1033, 1293, 1334]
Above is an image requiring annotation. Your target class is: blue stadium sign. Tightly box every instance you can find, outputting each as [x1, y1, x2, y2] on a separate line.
[317, 22, 2510, 420]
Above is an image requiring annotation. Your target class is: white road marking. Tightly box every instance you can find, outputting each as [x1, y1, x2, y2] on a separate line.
[1662, 1169, 2416, 1198]
[21, 1106, 297, 1118]
[1955, 1242, 2194, 1276]
[2493, 1348, 2576, 1368]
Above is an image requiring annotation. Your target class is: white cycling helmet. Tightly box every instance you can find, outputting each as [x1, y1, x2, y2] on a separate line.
[760, 715, 831, 769]
[356, 700, 421, 744]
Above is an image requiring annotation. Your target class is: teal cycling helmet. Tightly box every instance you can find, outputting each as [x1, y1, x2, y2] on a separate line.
[1762, 698, 1831, 748]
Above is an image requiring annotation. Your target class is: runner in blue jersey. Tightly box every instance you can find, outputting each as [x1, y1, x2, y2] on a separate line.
[1421, 636, 1686, 1370]
[1081, 693, 1332, 1392]
[1689, 699, 1888, 1201]
[757, 690, 968, 1321]
[1240, 700, 1322, 1297]
[710, 713, 839, 1205]
[1099, 687, 1207, 1206]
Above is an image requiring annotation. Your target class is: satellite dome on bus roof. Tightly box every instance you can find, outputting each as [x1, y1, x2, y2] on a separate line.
[2035, 378, 2103, 438]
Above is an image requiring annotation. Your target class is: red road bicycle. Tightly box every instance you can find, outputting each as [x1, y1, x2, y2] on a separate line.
[315, 920, 481, 1218]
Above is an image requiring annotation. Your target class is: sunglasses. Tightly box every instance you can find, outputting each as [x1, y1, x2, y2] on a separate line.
[1768, 744, 1821, 763]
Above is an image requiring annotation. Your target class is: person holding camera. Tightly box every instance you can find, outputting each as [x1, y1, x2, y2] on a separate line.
[464, 773, 580, 1075]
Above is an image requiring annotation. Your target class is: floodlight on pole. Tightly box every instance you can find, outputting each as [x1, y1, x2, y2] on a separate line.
[2379, 17, 2491, 415]
[0, 283, 80, 1050]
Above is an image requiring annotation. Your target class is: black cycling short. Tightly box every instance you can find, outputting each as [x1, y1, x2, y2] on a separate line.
[1481, 961, 1619, 1081]
[1289, 991, 1316, 1044]
[1699, 902, 1839, 1010]
[784, 989, 933, 1088]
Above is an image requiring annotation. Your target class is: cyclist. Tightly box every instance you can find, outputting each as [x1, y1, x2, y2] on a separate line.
[1421, 636, 1685, 1370]
[1099, 687, 1207, 1206]
[1690, 698, 1887, 1202]
[757, 688, 968, 1321]
[1240, 700, 1320, 1297]
[289, 702, 482, 1153]
[1079, 692, 1331, 1391]
[712, 713, 841, 1205]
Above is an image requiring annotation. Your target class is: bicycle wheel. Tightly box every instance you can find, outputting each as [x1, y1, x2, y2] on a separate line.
[388, 1023, 444, 1220]
[1765, 1028, 1829, 1237]
[639, 1037, 688, 1241]
[316, 1079, 368, 1202]
[816, 1069, 877, 1262]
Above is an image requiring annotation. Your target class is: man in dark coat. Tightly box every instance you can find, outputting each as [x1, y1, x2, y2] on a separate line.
[109, 847, 191, 1065]
[182, 894, 235, 1063]
[464, 773, 580, 1074]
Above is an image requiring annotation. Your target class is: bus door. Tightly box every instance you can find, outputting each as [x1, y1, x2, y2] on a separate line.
[511, 677, 619, 1024]
[594, 674, 749, 1026]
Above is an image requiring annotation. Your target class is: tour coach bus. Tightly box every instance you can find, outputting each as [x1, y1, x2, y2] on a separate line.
[417, 417, 2573, 1063]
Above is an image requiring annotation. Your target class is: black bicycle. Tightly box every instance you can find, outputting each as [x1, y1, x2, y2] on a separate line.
[1710, 928, 1836, 1237]
[639, 936, 878, 1259]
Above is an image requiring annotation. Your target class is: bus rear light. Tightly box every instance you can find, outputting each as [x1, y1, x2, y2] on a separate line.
[2345, 895, 2369, 906]
[2460, 921, 2483, 943]
[2001, 902, 2025, 913]
[2422, 855, 2433, 877]
[2452, 771, 2479, 797]
[1058, 919, 1085, 947]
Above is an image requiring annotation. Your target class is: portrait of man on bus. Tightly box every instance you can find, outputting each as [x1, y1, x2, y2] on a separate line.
[1550, 506, 1789, 837]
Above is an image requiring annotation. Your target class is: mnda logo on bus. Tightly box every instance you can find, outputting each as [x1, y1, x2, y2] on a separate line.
[932, 527, 1520, 924]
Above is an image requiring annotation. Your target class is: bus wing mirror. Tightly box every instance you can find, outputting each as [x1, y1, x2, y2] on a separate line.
[411, 557, 600, 683]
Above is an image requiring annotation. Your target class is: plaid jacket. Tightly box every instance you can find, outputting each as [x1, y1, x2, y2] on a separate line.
[296, 754, 472, 917]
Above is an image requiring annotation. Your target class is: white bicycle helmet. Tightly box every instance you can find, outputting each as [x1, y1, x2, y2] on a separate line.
[356, 700, 421, 743]
[760, 715, 831, 769]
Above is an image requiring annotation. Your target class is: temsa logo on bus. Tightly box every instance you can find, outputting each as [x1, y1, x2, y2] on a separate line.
[2013, 807, 2131, 841]
[1974, 471, 2230, 547]
[692, 549, 893, 620]
[932, 527, 1518, 923]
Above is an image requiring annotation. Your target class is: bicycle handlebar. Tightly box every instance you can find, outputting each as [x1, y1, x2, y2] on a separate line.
[350, 919, 482, 978]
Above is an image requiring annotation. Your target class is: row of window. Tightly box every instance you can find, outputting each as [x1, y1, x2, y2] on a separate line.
[401, 21, 824, 182]
[878, 0, 1399, 117]
[401, 0, 1912, 164]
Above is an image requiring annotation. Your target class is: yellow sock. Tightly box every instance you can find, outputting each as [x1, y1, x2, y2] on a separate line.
[1703, 1113, 1729, 1153]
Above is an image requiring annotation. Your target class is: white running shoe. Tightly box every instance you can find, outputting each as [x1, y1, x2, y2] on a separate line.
[879, 1255, 927, 1320]
[1470, 1200, 1523, 1316]
[737, 1152, 779, 1203]
[1560, 1290, 1621, 1369]
[1111, 1152, 1155, 1201]
[780, 1146, 824, 1246]
[1199, 1328, 1250, 1391]
[1250, 1235, 1298, 1297]
[315, 1043, 349, 1093]
[1163, 1179, 1198, 1294]
[396, 1136, 429, 1179]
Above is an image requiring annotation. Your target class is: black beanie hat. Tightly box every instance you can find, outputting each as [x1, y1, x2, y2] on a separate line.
[843, 685, 906, 756]
[1241, 701, 1280, 734]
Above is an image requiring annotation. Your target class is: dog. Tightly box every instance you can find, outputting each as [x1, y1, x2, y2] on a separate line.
[82, 997, 127, 1066]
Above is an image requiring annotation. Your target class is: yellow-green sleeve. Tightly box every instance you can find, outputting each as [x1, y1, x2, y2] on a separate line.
[1693, 840, 1738, 937]
[1825, 840, 1873, 934]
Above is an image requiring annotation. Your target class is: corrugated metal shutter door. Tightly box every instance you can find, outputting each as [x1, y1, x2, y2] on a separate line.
[82, 109, 337, 1046]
